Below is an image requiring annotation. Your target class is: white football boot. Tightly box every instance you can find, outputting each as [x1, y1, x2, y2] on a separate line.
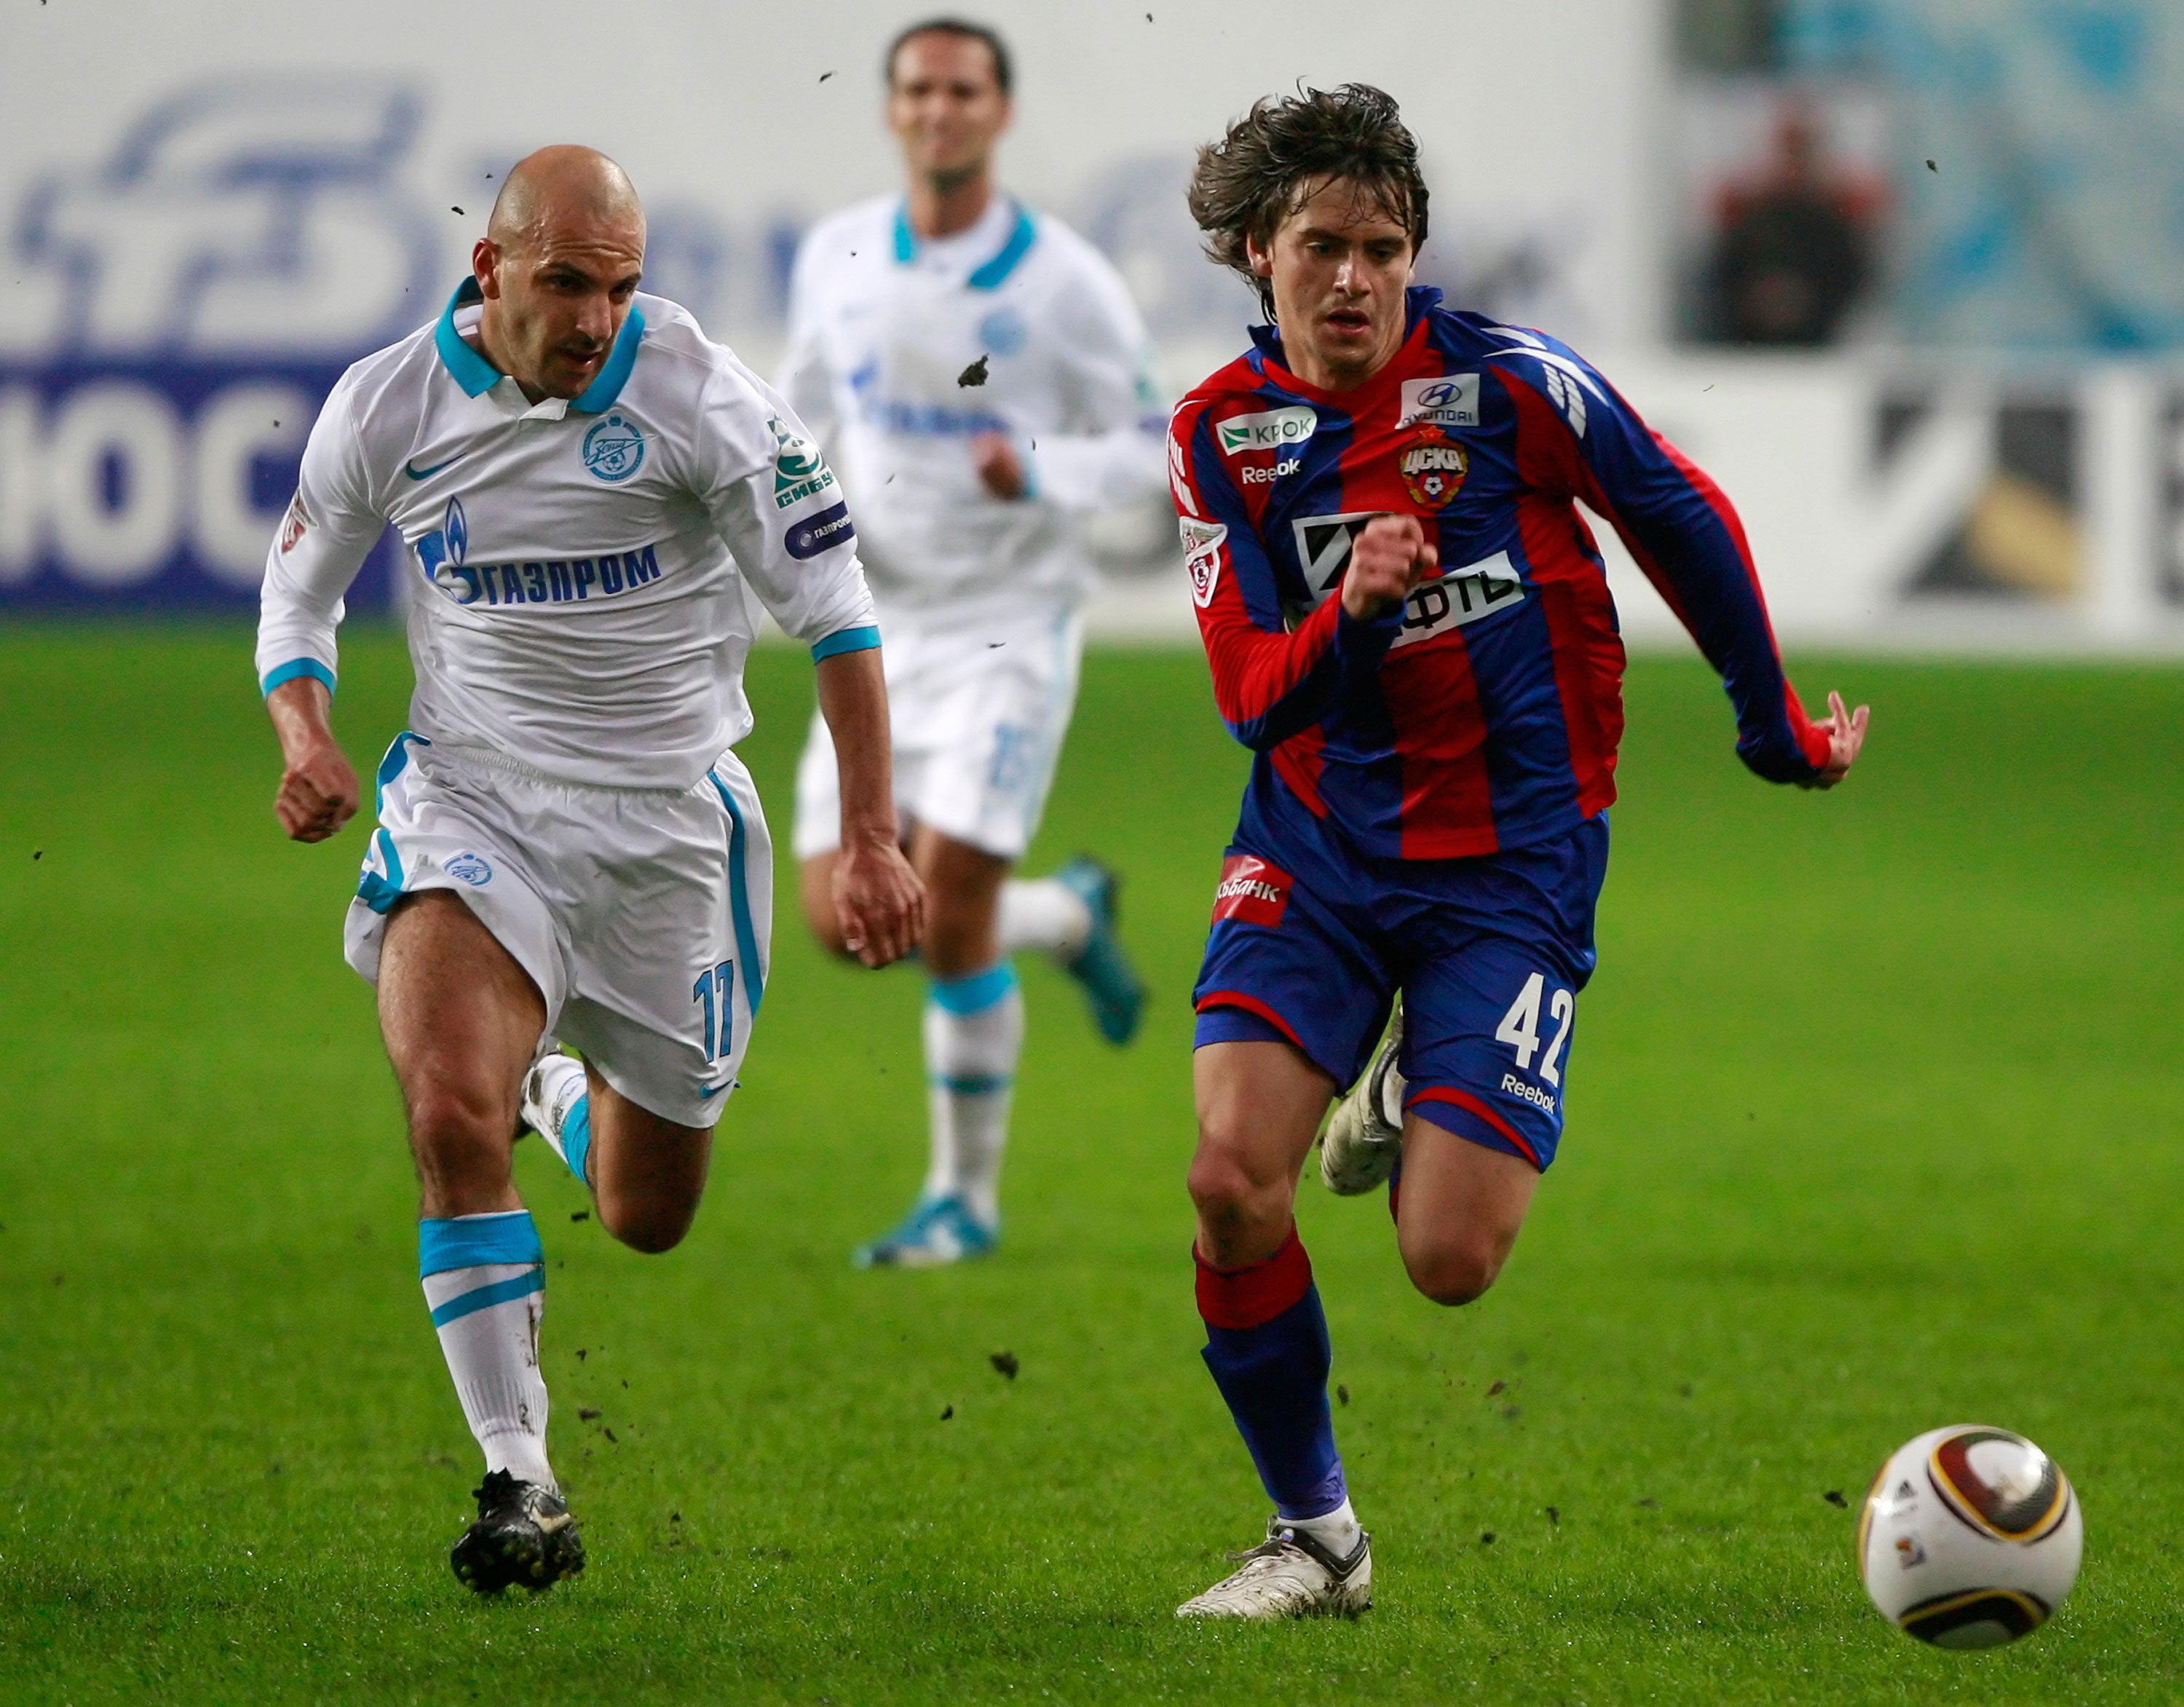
[1319, 997, 1405, 1195]
[521, 1053, 588, 1175]
[1176, 1516, 1373, 1620]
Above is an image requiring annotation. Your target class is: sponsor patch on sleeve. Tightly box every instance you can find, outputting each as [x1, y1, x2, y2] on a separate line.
[1211, 853, 1292, 927]
[785, 500, 856, 561]
[1180, 516, 1226, 609]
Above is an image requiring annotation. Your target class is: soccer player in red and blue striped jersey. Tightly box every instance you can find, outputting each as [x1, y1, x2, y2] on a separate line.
[1169, 87, 1868, 1620]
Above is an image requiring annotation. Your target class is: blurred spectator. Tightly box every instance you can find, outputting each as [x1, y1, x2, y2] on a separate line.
[1706, 103, 1882, 345]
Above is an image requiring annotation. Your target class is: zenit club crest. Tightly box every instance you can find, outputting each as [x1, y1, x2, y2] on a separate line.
[1397, 423, 1468, 509]
[582, 413, 646, 483]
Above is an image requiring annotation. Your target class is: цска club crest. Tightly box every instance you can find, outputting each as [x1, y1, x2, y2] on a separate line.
[1397, 424, 1468, 509]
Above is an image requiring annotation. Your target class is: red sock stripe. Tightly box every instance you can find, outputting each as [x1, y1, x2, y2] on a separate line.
[1406, 1085, 1543, 1169]
[1195, 1224, 1313, 1330]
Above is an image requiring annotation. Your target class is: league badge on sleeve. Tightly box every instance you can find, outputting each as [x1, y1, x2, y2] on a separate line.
[1181, 517, 1227, 609]
[277, 493, 313, 555]
[1397, 424, 1468, 510]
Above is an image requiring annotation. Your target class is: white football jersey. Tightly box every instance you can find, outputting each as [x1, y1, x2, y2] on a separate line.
[780, 194, 1168, 622]
[256, 282, 878, 791]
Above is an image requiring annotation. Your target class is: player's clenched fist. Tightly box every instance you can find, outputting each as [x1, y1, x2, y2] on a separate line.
[1340, 514, 1439, 622]
[275, 741, 360, 842]
[265, 676, 360, 842]
[834, 837, 927, 969]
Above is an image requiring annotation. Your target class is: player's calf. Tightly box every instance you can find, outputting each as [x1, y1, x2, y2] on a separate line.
[1390, 1116, 1539, 1307]
[586, 1088, 712, 1255]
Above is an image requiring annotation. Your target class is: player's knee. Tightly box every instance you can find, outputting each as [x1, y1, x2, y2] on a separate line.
[1401, 1235, 1505, 1308]
[597, 1196, 694, 1256]
[1187, 1125, 1290, 1232]
[404, 1085, 514, 1165]
[1185, 1146, 1255, 1223]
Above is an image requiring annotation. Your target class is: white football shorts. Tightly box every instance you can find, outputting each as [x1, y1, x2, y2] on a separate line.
[793, 603, 1085, 863]
[344, 733, 773, 1129]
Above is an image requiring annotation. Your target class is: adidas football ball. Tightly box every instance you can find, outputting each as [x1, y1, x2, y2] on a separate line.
[1858, 1425, 2082, 1648]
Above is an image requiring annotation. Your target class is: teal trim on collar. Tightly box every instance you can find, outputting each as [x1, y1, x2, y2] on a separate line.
[433, 277, 501, 397]
[890, 199, 1037, 290]
[571, 303, 646, 414]
[968, 205, 1037, 290]
[432, 276, 645, 411]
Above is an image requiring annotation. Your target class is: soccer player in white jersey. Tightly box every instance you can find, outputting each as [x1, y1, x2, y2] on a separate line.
[780, 18, 1169, 1267]
[256, 147, 922, 1593]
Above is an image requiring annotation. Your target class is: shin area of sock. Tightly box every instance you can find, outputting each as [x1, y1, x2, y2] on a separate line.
[420, 1211, 555, 1489]
[1194, 1225, 1347, 1520]
[924, 965, 1024, 1224]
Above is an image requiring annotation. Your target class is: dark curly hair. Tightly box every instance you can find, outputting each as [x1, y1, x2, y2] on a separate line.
[1187, 84, 1428, 319]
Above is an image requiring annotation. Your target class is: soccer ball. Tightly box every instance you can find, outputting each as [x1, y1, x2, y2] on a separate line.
[1858, 1425, 2082, 1648]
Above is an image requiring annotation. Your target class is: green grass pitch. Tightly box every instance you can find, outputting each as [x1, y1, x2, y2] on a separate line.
[1, 625, 2180, 1704]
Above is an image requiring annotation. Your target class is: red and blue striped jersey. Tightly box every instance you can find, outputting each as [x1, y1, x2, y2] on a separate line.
[1169, 288, 1829, 860]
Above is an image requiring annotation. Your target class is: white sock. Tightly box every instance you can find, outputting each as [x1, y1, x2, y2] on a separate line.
[420, 1211, 555, 1490]
[523, 1053, 593, 1186]
[999, 877, 1091, 959]
[922, 964, 1024, 1226]
[1286, 1496, 1364, 1559]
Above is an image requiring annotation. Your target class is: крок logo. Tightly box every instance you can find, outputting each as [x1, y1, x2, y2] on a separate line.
[1217, 405, 1316, 458]
[582, 413, 646, 482]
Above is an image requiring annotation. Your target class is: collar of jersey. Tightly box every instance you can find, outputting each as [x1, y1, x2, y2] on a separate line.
[1246, 286, 1443, 410]
[890, 199, 1037, 290]
[433, 277, 646, 413]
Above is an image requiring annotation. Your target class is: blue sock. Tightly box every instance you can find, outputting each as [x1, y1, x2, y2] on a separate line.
[1195, 1226, 1346, 1520]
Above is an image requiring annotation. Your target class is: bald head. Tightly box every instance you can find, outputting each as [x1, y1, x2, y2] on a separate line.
[471, 146, 647, 403]
[488, 145, 645, 256]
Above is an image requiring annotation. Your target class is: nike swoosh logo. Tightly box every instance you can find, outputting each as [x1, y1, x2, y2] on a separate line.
[697, 1082, 733, 1100]
[403, 454, 464, 480]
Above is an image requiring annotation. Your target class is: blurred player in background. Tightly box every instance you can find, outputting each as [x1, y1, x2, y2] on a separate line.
[1166, 87, 1868, 1618]
[256, 147, 921, 1592]
[781, 17, 1167, 1268]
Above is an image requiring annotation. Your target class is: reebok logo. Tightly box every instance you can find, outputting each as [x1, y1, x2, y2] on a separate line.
[1501, 1072, 1558, 1115]
[1216, 405, 1315, 457]
[1211, 854, 1292, 927]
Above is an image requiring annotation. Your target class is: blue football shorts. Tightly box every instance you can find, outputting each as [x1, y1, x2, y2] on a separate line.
[1192, 800, 1608, 1172]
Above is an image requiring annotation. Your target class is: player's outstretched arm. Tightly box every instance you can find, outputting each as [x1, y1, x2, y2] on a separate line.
[1803, 689, 1870, 790]
[815, 647, 925, 967]
[265, 676, 360, 843]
